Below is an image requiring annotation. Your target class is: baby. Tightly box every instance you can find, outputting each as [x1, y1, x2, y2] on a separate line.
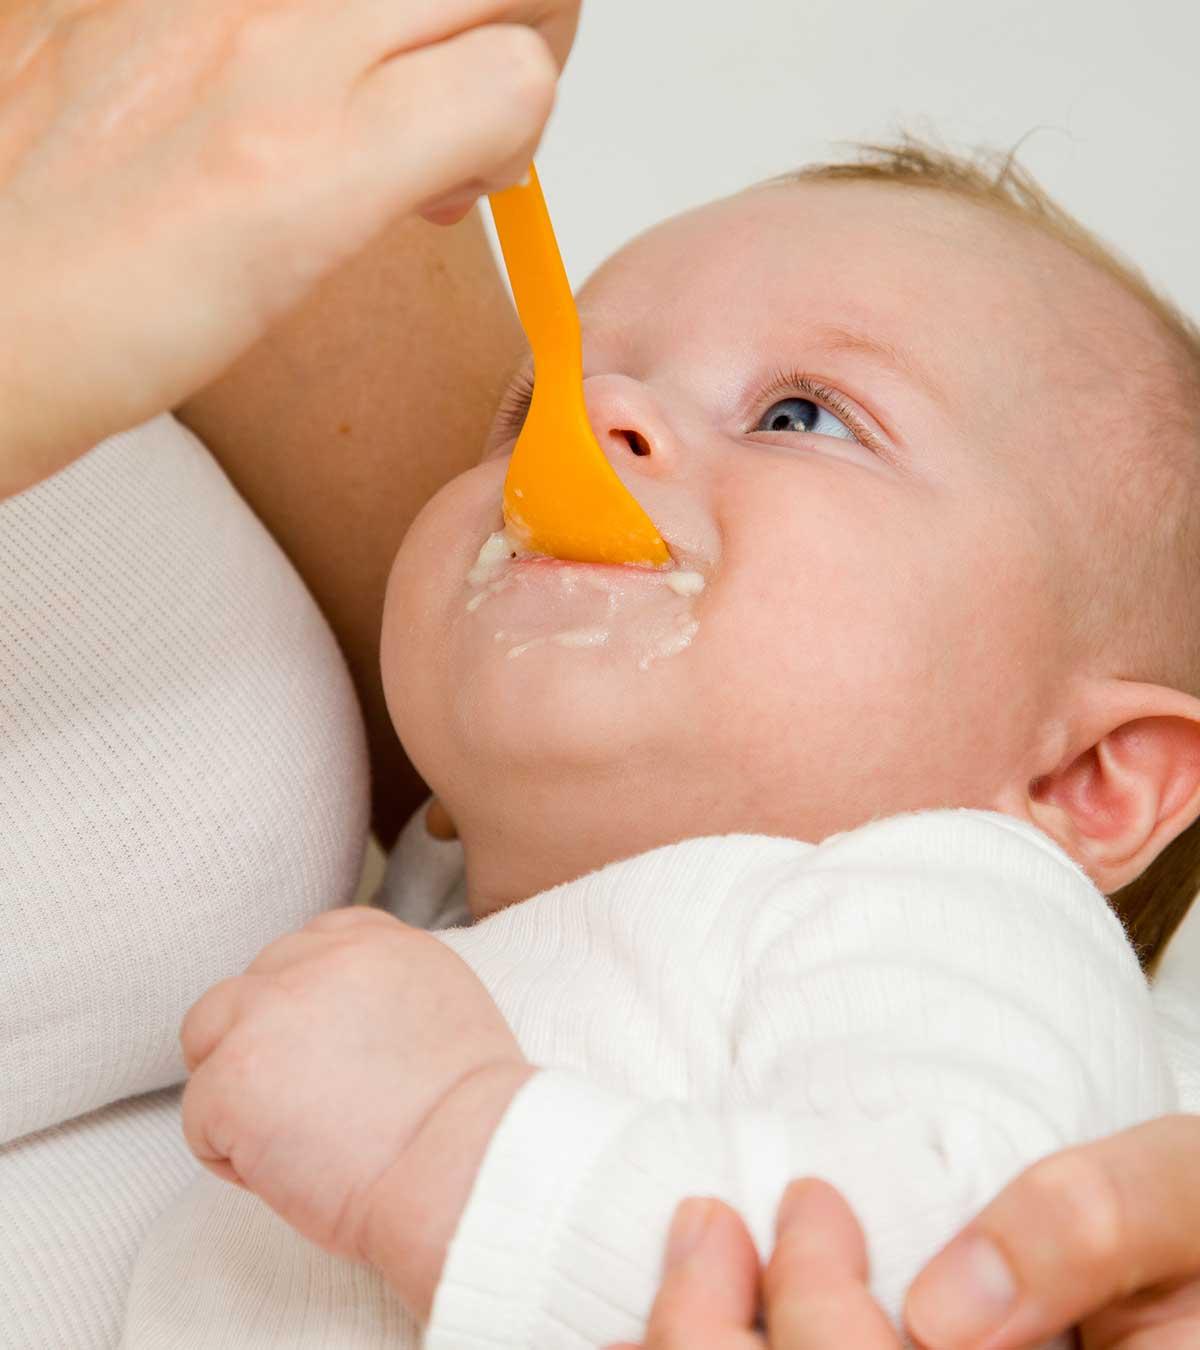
[121, 144, 1200, 1348]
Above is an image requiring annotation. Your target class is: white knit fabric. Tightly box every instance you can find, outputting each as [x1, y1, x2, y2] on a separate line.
[121, 805, 1194, 1350]
[1153, 899, 1200, 1114]
[0, 415, 370, 1348]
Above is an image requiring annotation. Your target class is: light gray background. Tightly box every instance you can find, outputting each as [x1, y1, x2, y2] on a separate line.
[480, 0, 1200, 968]
[499, 0, 1197, 314]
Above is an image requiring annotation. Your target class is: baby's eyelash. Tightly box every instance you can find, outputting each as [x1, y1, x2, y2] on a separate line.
[755, 367, 878, 448]
[494, 369, 536, 435]
[494, 366, 889, 460]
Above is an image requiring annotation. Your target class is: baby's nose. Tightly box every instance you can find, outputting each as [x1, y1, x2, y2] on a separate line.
[583, 374, 680, 477]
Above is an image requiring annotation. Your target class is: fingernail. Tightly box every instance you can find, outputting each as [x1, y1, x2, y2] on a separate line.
[906, 1234, 1017, 1347]
[419, 180, 486, 219]
[418, 191, 480, 225]
[666, 1198, 715, 1268]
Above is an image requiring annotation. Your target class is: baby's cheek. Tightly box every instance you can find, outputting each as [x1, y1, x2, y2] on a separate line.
[379, 569, 421, 738]
[709, 531, 951, 761]
[377, 488, 471, 748]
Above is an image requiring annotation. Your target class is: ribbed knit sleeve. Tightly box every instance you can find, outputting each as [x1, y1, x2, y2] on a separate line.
[1153, 906, 1200, 1111]
[0, 414, 369, 1147]
[0, 1087, 199, 1350]
[0, 414, 370, 1348]
[426, 811, 1175, 1349]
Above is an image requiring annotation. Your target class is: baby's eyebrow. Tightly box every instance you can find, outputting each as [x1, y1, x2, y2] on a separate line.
[812, 324, 948, 408]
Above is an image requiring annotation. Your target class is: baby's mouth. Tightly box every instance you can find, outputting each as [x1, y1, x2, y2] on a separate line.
[462, 526, 710, 670]
[466, 527, 707, 590]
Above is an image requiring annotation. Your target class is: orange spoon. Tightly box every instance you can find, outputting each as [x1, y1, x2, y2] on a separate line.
[488, 167, 671, 566]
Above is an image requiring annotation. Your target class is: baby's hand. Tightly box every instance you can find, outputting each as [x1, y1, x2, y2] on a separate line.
[179, 907, 529, 1281]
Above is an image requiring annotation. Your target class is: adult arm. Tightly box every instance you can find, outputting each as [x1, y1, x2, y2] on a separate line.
[177, 210, 523, 841]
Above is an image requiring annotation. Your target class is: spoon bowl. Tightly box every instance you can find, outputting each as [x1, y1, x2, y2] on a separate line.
[488, 168, 671, 566]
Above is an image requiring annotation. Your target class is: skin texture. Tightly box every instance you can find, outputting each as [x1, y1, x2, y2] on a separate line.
[381, 180, 1200, 919]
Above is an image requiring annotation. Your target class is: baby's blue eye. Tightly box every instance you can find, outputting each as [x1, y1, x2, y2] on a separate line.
[756, 397, 855, 442]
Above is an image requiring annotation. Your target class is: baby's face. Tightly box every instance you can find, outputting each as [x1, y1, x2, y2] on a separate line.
[383, 182, 1130, 907]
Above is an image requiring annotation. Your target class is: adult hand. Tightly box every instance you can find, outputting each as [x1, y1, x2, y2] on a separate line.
[0, 0, 579, 488]
[625, 1116, 1200, 1349]
[609, 1179, 899, 1349]
[905, 1115, 1200, 1349]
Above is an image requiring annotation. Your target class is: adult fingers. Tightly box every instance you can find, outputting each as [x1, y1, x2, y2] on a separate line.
[762, 1180, 901, 1350]
[337, 0, 580, 74]
[1080, 1275, 1200, 1349]
[345, 24, 557, 216]
[905, 1117, 1200, 1349]
[634, 1197, 762, 1349]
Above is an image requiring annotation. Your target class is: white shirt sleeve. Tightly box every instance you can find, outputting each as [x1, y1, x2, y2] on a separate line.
[372, 800, 471, 931]
[1152, 905, 1200, 1112]
[425, 811, 1176, 1350]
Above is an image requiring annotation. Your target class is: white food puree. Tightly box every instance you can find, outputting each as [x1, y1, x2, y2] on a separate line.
[465, 530, 707, 670]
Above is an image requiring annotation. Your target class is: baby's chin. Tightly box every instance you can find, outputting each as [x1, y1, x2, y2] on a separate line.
[387, 619, 692, 826]
[383, 498, 708, 794]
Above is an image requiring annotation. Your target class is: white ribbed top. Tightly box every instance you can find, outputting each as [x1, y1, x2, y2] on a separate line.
[0, 415, 370, 1348]
[121, 806, 1198, 1350]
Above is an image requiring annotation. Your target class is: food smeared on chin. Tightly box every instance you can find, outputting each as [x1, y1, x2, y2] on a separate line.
[466, 529, 525, 587]
[464, 529, 707, 671]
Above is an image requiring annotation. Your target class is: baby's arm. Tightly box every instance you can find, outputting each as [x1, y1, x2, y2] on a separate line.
[419, 812, 1176, 1348]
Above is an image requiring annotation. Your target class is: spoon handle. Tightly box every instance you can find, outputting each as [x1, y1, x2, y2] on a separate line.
[488, 165, 582, 386]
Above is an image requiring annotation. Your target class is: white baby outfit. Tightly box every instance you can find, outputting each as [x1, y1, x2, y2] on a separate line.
[121, 802, 1178, 1349]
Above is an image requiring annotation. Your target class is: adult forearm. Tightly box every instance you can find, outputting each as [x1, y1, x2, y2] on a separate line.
[0, 372, 95, 501]
[0, 259, 160, 498]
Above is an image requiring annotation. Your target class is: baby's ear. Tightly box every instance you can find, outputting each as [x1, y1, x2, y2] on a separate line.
[1026, 680, 1200, 892]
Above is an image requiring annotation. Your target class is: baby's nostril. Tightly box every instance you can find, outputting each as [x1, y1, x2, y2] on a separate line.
[620, 430, 651, 457]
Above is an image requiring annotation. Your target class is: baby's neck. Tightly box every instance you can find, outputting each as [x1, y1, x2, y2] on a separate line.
[452, 786, 701, 920]
[461, 821, 624, 921]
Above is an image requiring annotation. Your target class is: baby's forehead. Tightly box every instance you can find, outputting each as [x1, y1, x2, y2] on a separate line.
[588, 182, 1131, 371]
[583, 181, 1169, 481]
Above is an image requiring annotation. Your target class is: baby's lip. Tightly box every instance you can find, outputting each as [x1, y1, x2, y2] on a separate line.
[516, 528, 711, 577]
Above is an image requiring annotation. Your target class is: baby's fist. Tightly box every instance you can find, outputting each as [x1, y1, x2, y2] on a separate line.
[179, 907, 526, 1265]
